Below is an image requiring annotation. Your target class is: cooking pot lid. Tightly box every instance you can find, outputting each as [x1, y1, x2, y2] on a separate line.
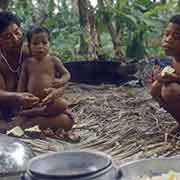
[28, 151, 112, 178]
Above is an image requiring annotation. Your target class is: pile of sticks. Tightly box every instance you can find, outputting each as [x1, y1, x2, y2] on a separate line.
[65, 83, 180, 165]
[19, 83, 180, 165]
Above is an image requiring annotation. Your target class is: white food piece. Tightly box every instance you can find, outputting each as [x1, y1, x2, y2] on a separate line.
[161, 66, 175, 76]
[7, 126, 24, 137]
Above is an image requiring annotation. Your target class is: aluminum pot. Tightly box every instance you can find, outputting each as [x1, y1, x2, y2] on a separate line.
[24, 151, 122, 180]
[0, 134, 35, 180]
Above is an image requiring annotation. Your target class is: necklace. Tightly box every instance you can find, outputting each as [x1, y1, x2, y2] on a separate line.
[0, 45, 23, 73]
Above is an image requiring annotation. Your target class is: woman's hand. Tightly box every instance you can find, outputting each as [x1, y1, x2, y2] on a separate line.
[16, 92, 40, 108]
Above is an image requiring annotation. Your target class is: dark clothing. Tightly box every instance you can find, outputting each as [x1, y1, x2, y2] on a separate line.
[151, 58, 172, 68]
[0, 106, 20, 122]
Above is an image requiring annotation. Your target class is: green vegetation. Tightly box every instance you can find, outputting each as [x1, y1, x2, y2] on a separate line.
[2, 0, 180, 61]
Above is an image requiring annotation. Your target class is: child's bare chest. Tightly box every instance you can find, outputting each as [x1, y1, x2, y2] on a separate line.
[28, 60, 55, 76]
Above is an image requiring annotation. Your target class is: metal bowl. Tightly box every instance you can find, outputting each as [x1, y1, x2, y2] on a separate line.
[26, 151, 122, 180]
[0, 134, 34, 179]
[119, 156, 180, 179]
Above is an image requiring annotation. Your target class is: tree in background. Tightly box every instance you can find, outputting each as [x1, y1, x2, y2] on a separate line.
[78, 0, 99, 60]
[3, 0, 180, 61]
[0, 0, 9, 11]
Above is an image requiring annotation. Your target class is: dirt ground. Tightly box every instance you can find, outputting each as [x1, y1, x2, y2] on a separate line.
[18, 83, 180, 166]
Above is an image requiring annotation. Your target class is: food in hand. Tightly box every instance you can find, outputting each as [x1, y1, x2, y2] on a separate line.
[161, 66, 175, 77]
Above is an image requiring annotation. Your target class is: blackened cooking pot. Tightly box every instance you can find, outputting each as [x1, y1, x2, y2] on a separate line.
[24, 151, 122, 180]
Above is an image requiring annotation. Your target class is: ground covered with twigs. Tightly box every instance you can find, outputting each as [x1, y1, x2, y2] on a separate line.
[19, 83, 180, 165]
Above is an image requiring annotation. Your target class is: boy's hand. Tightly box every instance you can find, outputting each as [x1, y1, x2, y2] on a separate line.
[52, 78, 65, 88]
[41, 87, 64, 105]
[41, 88, 55, 105]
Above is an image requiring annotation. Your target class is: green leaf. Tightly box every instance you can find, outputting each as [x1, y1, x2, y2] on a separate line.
[116, 0, 128, 10]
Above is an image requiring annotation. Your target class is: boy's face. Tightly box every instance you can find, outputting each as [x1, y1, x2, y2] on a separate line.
[29, 32, 49, 58]
[0, 23, 22, 50]
[162, 22, 180, 57]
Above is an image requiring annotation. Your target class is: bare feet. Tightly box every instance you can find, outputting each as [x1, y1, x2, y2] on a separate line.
[39, 128, 81, 143]
[54, 129, 81, 143]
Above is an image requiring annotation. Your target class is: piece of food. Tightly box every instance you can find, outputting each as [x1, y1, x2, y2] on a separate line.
[7, 126, 24, 137]
[25, 125, 41, 132]
[161, 66, 176, 77]
[24, 125, 42, 138]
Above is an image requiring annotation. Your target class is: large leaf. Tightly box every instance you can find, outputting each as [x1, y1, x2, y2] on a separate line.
[117, 12, 138, 29]
[116, 0, 129, 11]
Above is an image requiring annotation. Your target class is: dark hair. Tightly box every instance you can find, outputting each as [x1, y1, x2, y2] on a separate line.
[0, 11, 21, 33]
[170, 14, 180, 26]
[27, 26, 50, 43]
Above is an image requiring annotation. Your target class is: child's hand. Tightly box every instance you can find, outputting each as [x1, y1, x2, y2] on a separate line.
[152, 65, 161, 81]
[41, 87, 64, 105]
[41, 88, 56, 105]
[52, 78, 65, 88]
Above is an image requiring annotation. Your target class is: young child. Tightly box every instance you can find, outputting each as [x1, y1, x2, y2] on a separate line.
[17, 26, 74, 135]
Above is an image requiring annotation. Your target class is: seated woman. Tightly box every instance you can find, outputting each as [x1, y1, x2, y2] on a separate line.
[0, 11, 79, 141]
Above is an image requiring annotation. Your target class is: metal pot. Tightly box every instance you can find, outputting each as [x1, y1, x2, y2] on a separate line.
[0, 134, 35, 180]
[24, 151, 122, 180]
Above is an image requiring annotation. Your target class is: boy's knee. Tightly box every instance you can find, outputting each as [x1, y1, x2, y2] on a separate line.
[55, 98, 68, 110]
[60, 114, 74, 131]
[161, 83, 179, 102]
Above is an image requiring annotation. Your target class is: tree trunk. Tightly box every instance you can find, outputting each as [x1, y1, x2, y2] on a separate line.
[160, 0, 167, 4]
[97, 0, 125, 61]
[78, 0, 98, 60]
[0, 0, 9, 11]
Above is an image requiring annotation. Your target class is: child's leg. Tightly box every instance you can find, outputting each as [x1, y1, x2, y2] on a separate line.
[161, 83, 180, 122]
[19, 98, 68, 117]
[35, 112, 74, 131]
[11, 111, 74, 131]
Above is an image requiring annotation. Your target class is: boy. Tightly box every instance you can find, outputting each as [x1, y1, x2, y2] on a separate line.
[18, 26, 75, 136]
[150, 14, 180, 134]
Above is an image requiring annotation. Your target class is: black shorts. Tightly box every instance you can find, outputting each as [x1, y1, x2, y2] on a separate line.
[0, 106, 20, 122]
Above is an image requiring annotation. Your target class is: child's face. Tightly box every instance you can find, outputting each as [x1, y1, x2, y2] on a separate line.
[29, 32, 49, 58]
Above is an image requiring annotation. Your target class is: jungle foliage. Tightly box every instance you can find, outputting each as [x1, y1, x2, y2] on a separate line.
[1, 0, 180, 62]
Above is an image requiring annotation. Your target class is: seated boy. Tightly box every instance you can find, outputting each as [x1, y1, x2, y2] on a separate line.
[150, 15, 180, 135]
[17, 26, 76, 139]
